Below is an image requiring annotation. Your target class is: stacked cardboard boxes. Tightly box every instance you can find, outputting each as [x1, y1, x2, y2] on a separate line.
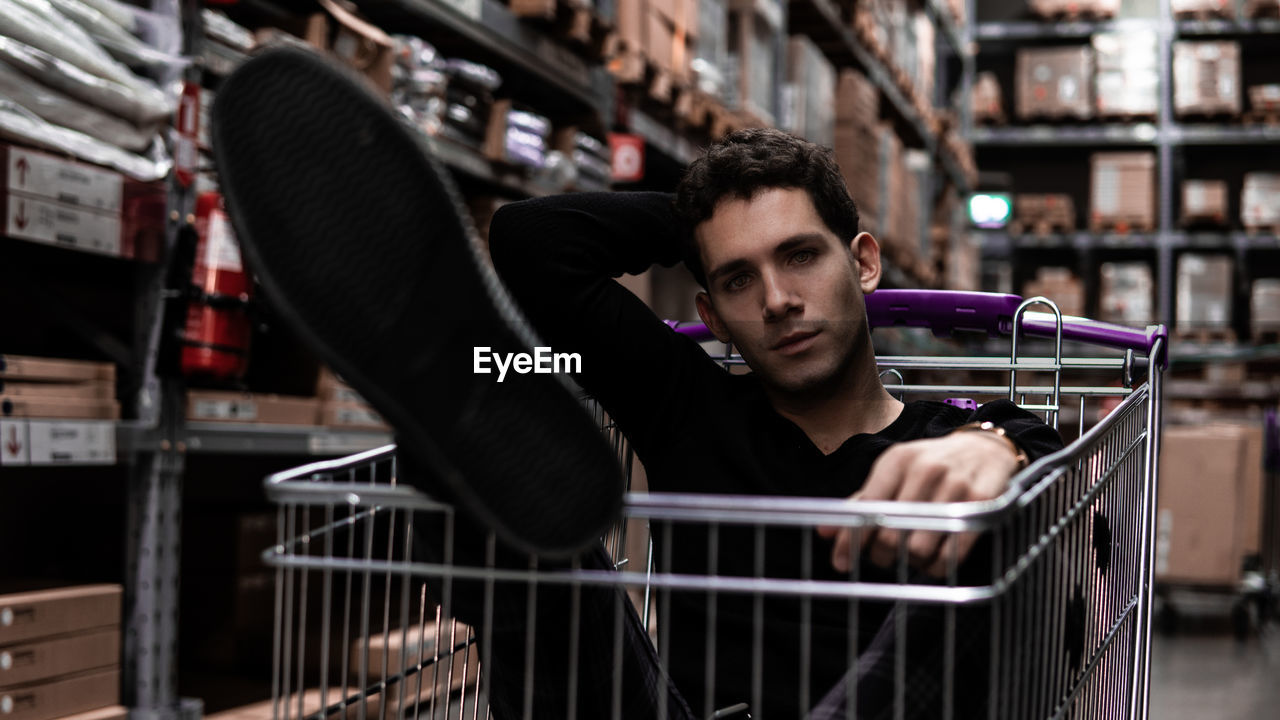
[912, 11, 936, 112]
[185, 390, 320, 426]
[616, 0, 699, 84]
[1173, 41, 1241, 118]
[0, 585, 122, 720]
[1157, 424, 1265, 585]
[1180, 179, 1230, 227]
[834, 68, 881, 235]
[1241, 172, 1280, 232]
[1010, 194, 1076, 235]
[1089, 152, 1156, 233]
[1176, 254, 1234, 332]
[1016, 46, 1094, 121]
[1093, 32, 1158, 119]
[0, 355, 119, 421]
[876, 122, 905, 251]
[2, 145, 161, 261]
[1099, 262, 1154, 326]
[1023, 267, 1085, 318]
[783, 35, 836, 148]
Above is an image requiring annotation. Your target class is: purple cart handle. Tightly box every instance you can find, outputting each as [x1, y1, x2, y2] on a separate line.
[668, 290, 1168, 365]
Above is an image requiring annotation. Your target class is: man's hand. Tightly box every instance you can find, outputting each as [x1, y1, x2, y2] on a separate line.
[816, 432, 1022, 578]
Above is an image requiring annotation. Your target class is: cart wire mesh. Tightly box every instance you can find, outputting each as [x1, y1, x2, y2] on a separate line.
[262, 301, 1165, 720]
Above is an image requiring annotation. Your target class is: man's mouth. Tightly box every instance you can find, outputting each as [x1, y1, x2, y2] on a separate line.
[771, 330, 820, 355]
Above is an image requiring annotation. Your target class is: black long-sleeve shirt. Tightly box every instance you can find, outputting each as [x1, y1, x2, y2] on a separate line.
[488, 191, 1064, 717]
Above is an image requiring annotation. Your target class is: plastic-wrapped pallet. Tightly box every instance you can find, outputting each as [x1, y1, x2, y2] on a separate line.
[1089, 152, 1156, 233]
[693, 0, 729, 97]
[1173, 41, 1241, 118]
[1180, 179, 1229, 227]
[1241, 172, 1280, 233]
[1016, 45, 1094, 121]
[783, 34, 835, 148]
[1099, 262, 1154, 326]
[727, 0, 781, 125]
[1176, 254, 1233, 332]
[1093, 31, 1158, 119]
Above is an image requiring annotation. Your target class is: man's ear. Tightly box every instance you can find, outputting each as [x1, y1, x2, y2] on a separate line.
[695, 291, 732, 344]
[850, 232, 882, 294]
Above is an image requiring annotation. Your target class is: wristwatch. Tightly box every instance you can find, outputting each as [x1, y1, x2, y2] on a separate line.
[950, 421, 1030, 470]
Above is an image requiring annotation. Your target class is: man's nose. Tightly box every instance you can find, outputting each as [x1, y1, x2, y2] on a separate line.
[761, 271, 801, 320]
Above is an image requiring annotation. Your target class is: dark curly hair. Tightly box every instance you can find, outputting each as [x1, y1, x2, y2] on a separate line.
[674, 128, 860, 288]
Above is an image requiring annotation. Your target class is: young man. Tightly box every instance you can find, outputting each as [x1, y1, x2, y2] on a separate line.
[214, 50, 1061, 719]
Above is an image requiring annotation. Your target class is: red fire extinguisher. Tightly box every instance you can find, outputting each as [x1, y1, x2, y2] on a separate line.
[181, 191, 252, 380]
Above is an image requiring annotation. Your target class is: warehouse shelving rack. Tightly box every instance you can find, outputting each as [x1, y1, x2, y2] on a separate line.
[963, 0, 1280, 332]
[0, 0, 988, 717]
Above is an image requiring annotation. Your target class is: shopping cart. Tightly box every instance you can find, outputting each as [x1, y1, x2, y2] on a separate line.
[260, 289, 1167, 720]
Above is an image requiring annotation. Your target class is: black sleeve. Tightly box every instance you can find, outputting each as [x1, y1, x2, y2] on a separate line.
[967, 399, 1065, 463]
[487, 192, 722, 452]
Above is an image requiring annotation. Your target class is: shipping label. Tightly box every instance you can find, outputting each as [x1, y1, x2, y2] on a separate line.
[5, 147, 122, 212]
[5, 194, 122, 257]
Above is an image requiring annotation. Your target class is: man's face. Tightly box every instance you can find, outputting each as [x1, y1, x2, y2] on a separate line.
[693, 187, 880, 396]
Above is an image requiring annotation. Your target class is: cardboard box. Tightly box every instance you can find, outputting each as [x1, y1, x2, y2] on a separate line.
[1180, 179, 1229, 226]
[1028, 0, 1118, 18]
[1172, 0, 1234, 16]
[0, 420, 116, 465]
[1157, 424, 1265, 585]
[1176, 254, 1233, 331]
[0, 629, 119, 688]
[971, 72, 1004, 123]
[60, 707, 127, 720]
[1099, 262, 1154, 326]
[0, 382, 113, 400]
[207, 690, 377, 720]
[1089, 152, 1156, 232]
[186, 390, 320, 426]
[834, 68, 881, 233]
[1022, 267, 1085, 318]
[0, 146, 122, 213]
[3, 193, 122, 257]
[318, 401, 388, 431]
[1016, 46, 1094, 121]
[0, 397, 120, 421]
[1248, 83, 1280, 112]
[1173, 41, 1241, 117]
[1241, 172, 1280, 230]
[1251, 278, 1280, 333]
[0, 586, 120, 646]
[0, 668, 118, 720]
[315, 367, 364, 404]
[351, 622, 479, 689]
[1011, 194, 1076, 234]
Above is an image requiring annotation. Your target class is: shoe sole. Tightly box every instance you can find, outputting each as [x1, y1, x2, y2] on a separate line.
[211, 47, 622, 557]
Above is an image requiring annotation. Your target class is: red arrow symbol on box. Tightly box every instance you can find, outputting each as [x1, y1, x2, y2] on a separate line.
[5, 426, 20, 457]
[15, 157, 28, 185]
[15, 201, 27, 230]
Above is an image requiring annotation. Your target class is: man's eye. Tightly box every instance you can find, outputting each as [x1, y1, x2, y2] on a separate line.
[792, 250, 816, 264]
[726, 274, 750, 291]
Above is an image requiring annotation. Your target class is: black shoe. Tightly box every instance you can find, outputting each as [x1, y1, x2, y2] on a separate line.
[211, 47, 623, 556]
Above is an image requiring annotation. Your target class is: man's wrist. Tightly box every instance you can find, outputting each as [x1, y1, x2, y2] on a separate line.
[949, 421, 1029, 470]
